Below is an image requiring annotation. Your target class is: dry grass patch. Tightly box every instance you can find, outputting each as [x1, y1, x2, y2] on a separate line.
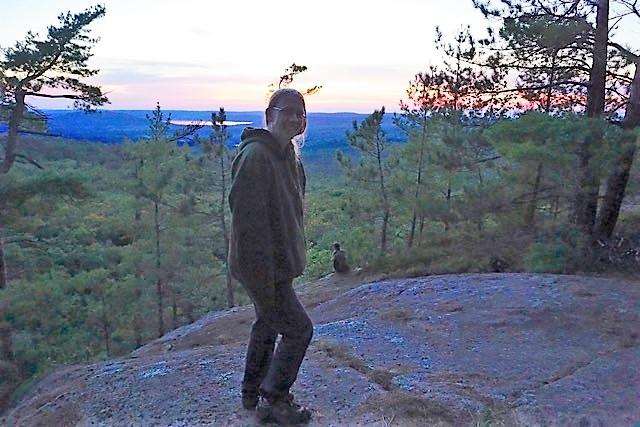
[472, 406, 522, 427]
[359, 389, 462, 426]
[378, 308, 416, 324]
[360, 390, 520, 427]
[435, 301, 464, 313]
[310, 339, 411, 391]
[368, 368, 395, 391]
[310, 339, 370, 373]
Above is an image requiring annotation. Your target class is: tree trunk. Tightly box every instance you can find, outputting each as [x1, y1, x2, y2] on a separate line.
[595, 61, 640, 239]
[544, 50, 558, 113]
[0, 321, 14, 362]
[219, 153, 234, 308]
[133, 159, 144, 346]
[408, 124, 427, 249]
[0, 237, 7, 289]
[376, 138, 390, 255]
[171, 288, 178, 329]
[574, 0, 609, 238]
[476, 163, 485, 234]
[408, 212, 418, 249]
[445, 178, 452, 233]
[156, 279, 164, 338]
[101, 296, 111, 357]
[575, 136, 600, 235]
[103, 322, 111, 357]
[586, 0, 609, 118]
[133, 311, 143, 348]
[1, 90, 25, 174]
[225, 268, 235, 309]
[154, 201, 164, 337]
[184, 301, 195, 323]
[418, 214, 426, 246]
[553, 195, 560, 222]
[381, 208, 390, 256]
[525, 162, 544, 228]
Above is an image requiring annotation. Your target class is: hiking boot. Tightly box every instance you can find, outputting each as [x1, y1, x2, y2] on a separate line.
[257, 393, 312, 425]
[241, 389, 259, 410]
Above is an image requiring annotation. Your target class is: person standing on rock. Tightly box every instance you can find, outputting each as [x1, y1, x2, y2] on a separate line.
[228, 88, 313, 424]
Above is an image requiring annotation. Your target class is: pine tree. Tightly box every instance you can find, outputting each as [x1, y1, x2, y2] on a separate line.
[396, 28, 500, 235]
[595, 3, 640, 238]
[197, 108, 236, 308]
[126, 104, 183, 338]
[395, 72, 435, 248]
[0, 5, 106, 293]
[338, 108, 394, 256]
[486, 112, 581, 228]
[596, 58, 640, 238]
[0, 5, 108, 174]
[473, 0, 638, 246]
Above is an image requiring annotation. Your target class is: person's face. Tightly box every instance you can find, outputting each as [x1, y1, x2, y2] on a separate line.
[267, 95, 307, 142]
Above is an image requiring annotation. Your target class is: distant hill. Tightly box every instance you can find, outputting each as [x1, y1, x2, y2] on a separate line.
[1, 109, 407, 173]
[35, 110, 406, 150]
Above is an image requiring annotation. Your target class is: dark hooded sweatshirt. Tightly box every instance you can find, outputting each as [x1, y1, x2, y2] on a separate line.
[228, 128, 306, 287]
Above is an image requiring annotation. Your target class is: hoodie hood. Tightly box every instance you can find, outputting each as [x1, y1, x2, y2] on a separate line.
[239, 127, 291, 159]
[239, 127, 275, 150]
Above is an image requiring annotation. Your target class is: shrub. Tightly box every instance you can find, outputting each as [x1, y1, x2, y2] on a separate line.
[523, 241, 569, 273]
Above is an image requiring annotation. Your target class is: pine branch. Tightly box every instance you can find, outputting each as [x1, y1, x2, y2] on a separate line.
[608, 41, 640, 63]
[485, 80, 590, 94]
[23, 91, 86, 99]
[24, 103, 50, 120]
[617, 0, 640, 18]
[15, 154, 43, 169]
[23, 52, 62, 83]
[0, 153, 44, 169]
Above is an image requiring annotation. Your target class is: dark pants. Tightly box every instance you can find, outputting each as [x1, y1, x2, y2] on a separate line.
[242, 279, 313, 400]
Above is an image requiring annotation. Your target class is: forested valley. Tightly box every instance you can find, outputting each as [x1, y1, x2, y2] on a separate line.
[1, 0, 639, 412]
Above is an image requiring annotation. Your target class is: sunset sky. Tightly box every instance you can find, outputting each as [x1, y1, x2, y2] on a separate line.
[2, 0, 639, 113]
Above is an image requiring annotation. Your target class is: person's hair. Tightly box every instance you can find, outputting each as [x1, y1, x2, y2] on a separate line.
[333, 242, 341, 250]
[267, 88, 306, 112]
[265, 88, 307, 154]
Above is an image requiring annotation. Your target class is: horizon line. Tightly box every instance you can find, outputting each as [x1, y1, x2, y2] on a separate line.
[39, 108, 400, 115]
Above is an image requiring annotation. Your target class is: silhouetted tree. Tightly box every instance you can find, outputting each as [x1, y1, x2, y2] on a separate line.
[199, 108, 235, 307]
[473, 0, 638, 251]
[0, 5, 108, 174]
[338, 108, 394, 255]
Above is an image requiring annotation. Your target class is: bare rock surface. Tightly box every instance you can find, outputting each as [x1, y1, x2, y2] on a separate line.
[2, 272, 639, 426]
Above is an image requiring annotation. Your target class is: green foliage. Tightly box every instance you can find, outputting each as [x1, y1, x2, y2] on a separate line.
[523, 241, 569, 273]
[488, 112, 576, 162]
[337, 107, 398, 256]
[0, 107, 46, 132]
[0, 107, 246, 403]
[0, 171, 90, 209]
[303, 246, 333, 280]
[2, 97, 636, 410]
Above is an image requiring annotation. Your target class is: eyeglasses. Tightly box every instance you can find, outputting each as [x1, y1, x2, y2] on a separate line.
[271, 105, 306, 119]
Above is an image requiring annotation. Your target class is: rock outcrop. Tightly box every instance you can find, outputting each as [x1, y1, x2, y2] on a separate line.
[3, 273, 639, 426]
